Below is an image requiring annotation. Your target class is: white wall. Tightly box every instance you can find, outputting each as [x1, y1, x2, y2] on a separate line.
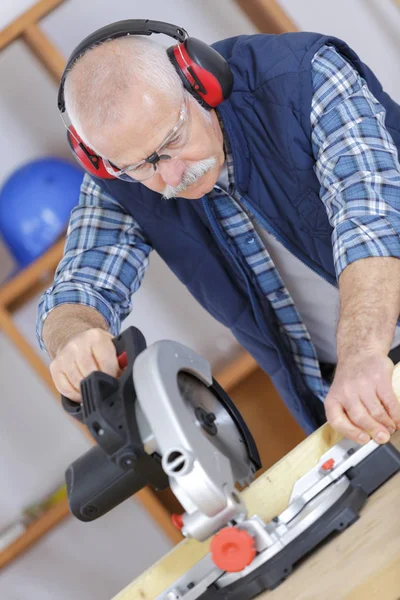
[1, 1, 400, 599]
[280, 0, 400, 101]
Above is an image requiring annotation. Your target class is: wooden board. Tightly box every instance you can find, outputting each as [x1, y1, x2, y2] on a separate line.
[112, 366, 400, 599]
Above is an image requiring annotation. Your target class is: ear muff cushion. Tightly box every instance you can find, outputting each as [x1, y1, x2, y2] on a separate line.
[67, 129, 115, 179]
[185, 38, 233, 99]
[167, 39, 233, 109]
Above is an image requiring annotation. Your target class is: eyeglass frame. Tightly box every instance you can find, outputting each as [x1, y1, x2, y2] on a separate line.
[103, 92, 192, 181]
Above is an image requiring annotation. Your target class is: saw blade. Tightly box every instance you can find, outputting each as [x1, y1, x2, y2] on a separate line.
[177, 372, 255, 487]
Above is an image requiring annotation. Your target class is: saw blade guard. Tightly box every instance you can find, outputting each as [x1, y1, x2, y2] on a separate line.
[133, 340, 261, 540]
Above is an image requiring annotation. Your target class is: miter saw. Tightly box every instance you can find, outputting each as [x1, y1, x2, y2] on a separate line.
[62, 326, 400, 599]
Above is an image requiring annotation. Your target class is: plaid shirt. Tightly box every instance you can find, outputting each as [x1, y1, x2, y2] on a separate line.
[37, 45, 400, 400]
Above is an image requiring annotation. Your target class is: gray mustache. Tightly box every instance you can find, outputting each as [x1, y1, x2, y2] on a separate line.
[162, 157, 217, 199]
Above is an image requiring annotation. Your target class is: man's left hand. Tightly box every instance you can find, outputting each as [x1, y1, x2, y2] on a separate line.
[324, 352, 400, 444]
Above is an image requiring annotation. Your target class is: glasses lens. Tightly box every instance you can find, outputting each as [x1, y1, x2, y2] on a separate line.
[158, 103, 191, 160]
[103, 160, 154, 182]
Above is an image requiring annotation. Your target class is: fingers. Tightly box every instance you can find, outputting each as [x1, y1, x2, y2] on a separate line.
[376, 377, 400, 429]
[360, 389, 396, 435]
[91, 333, 120, 377]
[325, 354, 400, 445]
[50, 366, 81, 402]
[49, 328, 119, 403]
[73, 351, 100, 380]
[325, 398, 371, 444]
[346, 397, 391, 444]
[325, 390, 393, 445]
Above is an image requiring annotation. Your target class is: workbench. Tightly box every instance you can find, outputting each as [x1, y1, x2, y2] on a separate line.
[113, 373, 400, 600]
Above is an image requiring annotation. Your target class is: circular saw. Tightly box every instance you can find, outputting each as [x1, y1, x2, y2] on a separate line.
[61, 326, 261, 540]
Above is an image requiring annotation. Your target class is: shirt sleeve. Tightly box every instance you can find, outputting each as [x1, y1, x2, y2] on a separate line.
[311, 44, 400, 279]
[36, 174, 152, 350]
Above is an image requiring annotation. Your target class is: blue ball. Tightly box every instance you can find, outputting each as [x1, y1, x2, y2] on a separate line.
[0, 158, 83, 267]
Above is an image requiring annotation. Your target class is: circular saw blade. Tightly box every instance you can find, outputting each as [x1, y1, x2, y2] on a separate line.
[177, 372, 256, 487]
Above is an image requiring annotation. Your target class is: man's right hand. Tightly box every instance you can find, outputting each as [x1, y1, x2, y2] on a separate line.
[49, 328, 120, 403]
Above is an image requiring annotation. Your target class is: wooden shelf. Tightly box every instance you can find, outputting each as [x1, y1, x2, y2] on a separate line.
[0, 0, 64, 51]
[233, 0, 298, 33]
[0, 498, 70, 570]
[0, 0, 72, 571]
[0, 237, 64, 309]
[0, 487, 183, 571]
[22, 22, 65, 82]
[216, 350, 259, 391]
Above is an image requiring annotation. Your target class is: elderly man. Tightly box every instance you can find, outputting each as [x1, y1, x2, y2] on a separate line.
[37, 20, 400, 444]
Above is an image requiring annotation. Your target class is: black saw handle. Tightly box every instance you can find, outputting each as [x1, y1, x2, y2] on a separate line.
[60, 326, 144, 423]
[60, 326, 169, 522]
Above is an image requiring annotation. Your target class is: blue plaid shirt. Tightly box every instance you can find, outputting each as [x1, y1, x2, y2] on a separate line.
[37, 45, 400, 401]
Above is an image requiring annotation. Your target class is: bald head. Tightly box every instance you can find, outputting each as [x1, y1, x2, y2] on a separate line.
[64, 36, 184, 156]
[63, 34, 225, 201]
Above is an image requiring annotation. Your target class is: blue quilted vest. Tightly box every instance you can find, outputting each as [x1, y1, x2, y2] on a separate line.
[96, 32, 400, 434]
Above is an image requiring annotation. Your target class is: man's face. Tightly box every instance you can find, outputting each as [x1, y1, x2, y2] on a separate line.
[86, 90, 225, 199]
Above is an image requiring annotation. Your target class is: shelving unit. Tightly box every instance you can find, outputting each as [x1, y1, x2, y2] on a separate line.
[0, 0, 301, 573]
[0, 497, 70, 570]
[233, 0, 298, 33]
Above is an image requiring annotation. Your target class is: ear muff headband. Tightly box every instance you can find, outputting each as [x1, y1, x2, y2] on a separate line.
[58, 19, 233, 179]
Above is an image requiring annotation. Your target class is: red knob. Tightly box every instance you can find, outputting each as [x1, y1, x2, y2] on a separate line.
[210, 527, 256, 573]
[321, 458, 335, 471]
[171, 513, 184, 531]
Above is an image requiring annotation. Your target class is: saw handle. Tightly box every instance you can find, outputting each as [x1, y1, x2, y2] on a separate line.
[60, 326, 169, 522]
[60, 326, 144, 423]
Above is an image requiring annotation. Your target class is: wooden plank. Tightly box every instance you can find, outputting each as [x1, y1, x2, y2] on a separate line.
[0, 498, 70, 570]
[0, 0, 64, 51]
[22, 23, 65, 82]
[346, 557, 400, 600]
[0, 237, 65, 309]
[111, 367, 400, 599]
[233, 0, 298, 34]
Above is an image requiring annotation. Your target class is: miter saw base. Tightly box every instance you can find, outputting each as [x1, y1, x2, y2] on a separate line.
[202, 488, 368, 599]
[159, 441, 400, 600]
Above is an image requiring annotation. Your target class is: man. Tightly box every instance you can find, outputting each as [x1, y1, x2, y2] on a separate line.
[37, 23, 400, 445]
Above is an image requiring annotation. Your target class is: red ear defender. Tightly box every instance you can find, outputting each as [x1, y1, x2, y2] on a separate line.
[66, 127, 116, 179]
[59, 21, 234, 179]
[167, 38, 234, 110]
